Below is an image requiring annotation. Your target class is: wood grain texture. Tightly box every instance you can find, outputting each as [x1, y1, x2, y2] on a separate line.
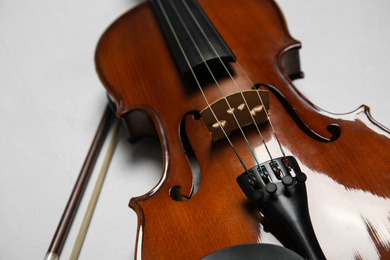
[95, 0, 390, 259]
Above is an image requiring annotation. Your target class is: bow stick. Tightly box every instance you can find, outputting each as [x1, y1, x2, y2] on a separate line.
[45, 105, 115, 260]
[70, 119, 121, 259]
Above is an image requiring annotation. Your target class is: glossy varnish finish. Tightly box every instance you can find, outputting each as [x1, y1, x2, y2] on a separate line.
[95, 0, 390, 259]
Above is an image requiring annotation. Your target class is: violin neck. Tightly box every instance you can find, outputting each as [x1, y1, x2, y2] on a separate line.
[148, 0, 235, 76]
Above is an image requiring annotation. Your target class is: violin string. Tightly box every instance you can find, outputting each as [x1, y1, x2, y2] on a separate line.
[181, 0, 289, 165]
[156, 0, 249, 173]
[167, 0, 262, 168]
[235, 63, 289, 165]
[179, 0, 275, 164]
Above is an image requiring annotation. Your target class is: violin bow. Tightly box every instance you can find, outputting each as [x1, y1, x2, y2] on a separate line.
[45, 105, 115, 260]
[69, 119, 121, 259]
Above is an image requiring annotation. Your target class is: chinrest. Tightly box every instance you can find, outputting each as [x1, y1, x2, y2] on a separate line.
[201, 243, 304, 260]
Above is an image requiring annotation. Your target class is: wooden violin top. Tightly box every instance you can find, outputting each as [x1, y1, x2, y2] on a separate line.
[95, 0, 390, 259]
[0, 0, 389, 259]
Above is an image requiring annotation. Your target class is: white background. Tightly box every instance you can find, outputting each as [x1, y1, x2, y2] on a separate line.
[1, 0, 389, 259]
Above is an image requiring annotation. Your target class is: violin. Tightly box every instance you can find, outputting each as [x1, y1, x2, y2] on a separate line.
[45, 0, 390, 259]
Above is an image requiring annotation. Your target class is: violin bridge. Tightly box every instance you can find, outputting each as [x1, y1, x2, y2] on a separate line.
[200, 90, 269, 141]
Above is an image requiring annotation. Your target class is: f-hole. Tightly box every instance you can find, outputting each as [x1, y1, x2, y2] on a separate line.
[254, 84, 341, 142]
[170, 111, 202, 201]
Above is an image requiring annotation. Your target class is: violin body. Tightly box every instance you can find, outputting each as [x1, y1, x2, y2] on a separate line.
[95, 0, 390, 259]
